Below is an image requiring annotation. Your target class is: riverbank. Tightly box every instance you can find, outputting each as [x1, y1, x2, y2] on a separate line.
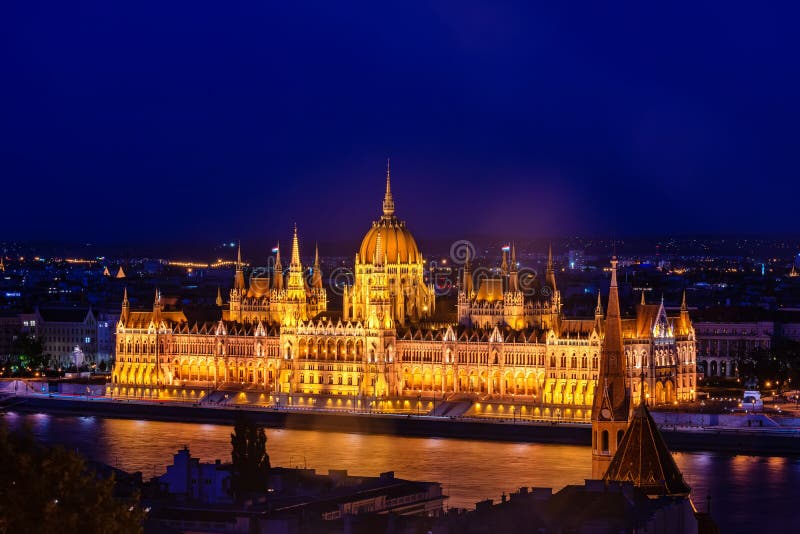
[3, 394, 799, 456]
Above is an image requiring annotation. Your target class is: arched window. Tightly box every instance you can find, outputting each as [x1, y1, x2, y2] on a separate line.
[601, 430, 609, 453]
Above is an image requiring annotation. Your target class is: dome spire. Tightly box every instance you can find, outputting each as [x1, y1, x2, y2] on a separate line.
[382, 158, 395, 217]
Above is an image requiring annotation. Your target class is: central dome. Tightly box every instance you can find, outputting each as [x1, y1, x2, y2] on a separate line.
[359, 217, 420, 264]
[358, 160, 421, 265]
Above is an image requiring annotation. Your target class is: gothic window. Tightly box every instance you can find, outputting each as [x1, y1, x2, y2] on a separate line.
[601, 431, 609, 453]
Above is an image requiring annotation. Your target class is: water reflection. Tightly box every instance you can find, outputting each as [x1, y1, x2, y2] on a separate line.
[4, 413, 799, 531]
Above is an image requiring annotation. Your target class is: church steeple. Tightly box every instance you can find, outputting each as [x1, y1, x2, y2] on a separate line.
[591, 256, 632, 479]
[603, 368, 691, 497]
[382, 158, 395, 218]
[216, 286, 223, 307]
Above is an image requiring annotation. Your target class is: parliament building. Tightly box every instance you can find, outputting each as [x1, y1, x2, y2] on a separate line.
[111, 164, 697, 417]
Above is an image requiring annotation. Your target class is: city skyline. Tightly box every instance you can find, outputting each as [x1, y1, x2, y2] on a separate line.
[3, 2, 800, 245]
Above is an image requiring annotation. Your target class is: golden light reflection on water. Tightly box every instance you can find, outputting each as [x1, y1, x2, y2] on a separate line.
[4, 413, 800, 530]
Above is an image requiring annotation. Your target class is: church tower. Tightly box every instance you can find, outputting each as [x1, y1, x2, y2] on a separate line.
[591, 256, 632, 479]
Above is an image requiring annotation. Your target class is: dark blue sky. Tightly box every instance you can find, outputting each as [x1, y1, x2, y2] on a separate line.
[2, 1, 799, 248]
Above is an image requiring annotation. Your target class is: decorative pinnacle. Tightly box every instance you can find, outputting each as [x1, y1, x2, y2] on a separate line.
[291, 224, 300, 267]
[610, 256, 618, 288]
[595, 290, 603, 316]
[382, 158, 395, 217]
[123, 287, 129, 306]
[237, 241, 242, 268]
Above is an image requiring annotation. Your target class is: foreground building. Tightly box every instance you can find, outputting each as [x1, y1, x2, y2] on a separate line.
[111, 165, 697, 416]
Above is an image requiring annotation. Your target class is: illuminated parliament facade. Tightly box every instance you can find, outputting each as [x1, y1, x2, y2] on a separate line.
[111, 165, 697, 415]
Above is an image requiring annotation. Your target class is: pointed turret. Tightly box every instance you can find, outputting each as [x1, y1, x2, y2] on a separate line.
[290, 224, 301, 269]
[603, 372, 691, 496]
[591, 256, 631, 479]
[382, 158, 395, 217]
[312, 243, 323, 289]
[121, 287, 130, 323]
[640, 290, 646, 306]
[273, 242, 284, 291]
[545, 243, 557, 293]
[234, 242, 246, 291]
[595, 291, 604, 318]
[463, 248, 474, 295]
[678, 289, 691, 336]
[509, 243, 519, 293]
[500, 245, 509, 276]
[152, 288, 162, 323]
[216, 286, 223, 307]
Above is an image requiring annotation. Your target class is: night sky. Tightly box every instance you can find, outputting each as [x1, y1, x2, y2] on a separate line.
[2, 2, 799, 249]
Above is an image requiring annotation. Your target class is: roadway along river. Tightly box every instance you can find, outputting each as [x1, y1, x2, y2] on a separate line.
[3, 412, 799, 531]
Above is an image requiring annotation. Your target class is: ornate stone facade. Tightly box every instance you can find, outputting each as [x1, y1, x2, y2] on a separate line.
[111, 165, 697, 416]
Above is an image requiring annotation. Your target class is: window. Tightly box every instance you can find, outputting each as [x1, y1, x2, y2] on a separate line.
[601, 431, 609, 453]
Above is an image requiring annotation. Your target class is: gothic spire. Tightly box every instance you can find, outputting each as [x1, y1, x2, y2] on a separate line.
[546, 242, 557, 293]
[592, 256, 630, 422]
[234, 242, 246, 291]
[291, 224, 301, 269]
[641, 290, 646, 306]
[312, 242, 323, 289]
[595, 290, 603, 317]
[382, 158, 395, 217]
[681, 289, 687, 311]
[463, 247, 473, 295]
[121, 287, 130, 323]
[603, 394, 691, 496]
[216, 286, 223, 307]
[273, 242, 284, 291]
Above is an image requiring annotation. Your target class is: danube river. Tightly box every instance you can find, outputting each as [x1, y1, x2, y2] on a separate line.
[4, 412, 799, 531]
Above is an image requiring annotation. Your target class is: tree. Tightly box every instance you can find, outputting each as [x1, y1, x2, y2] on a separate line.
[0, 422, 145, 533]
[737, 339, 800, 394]
[230, 413, 271, 500]
[11, 334, 47, 373]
